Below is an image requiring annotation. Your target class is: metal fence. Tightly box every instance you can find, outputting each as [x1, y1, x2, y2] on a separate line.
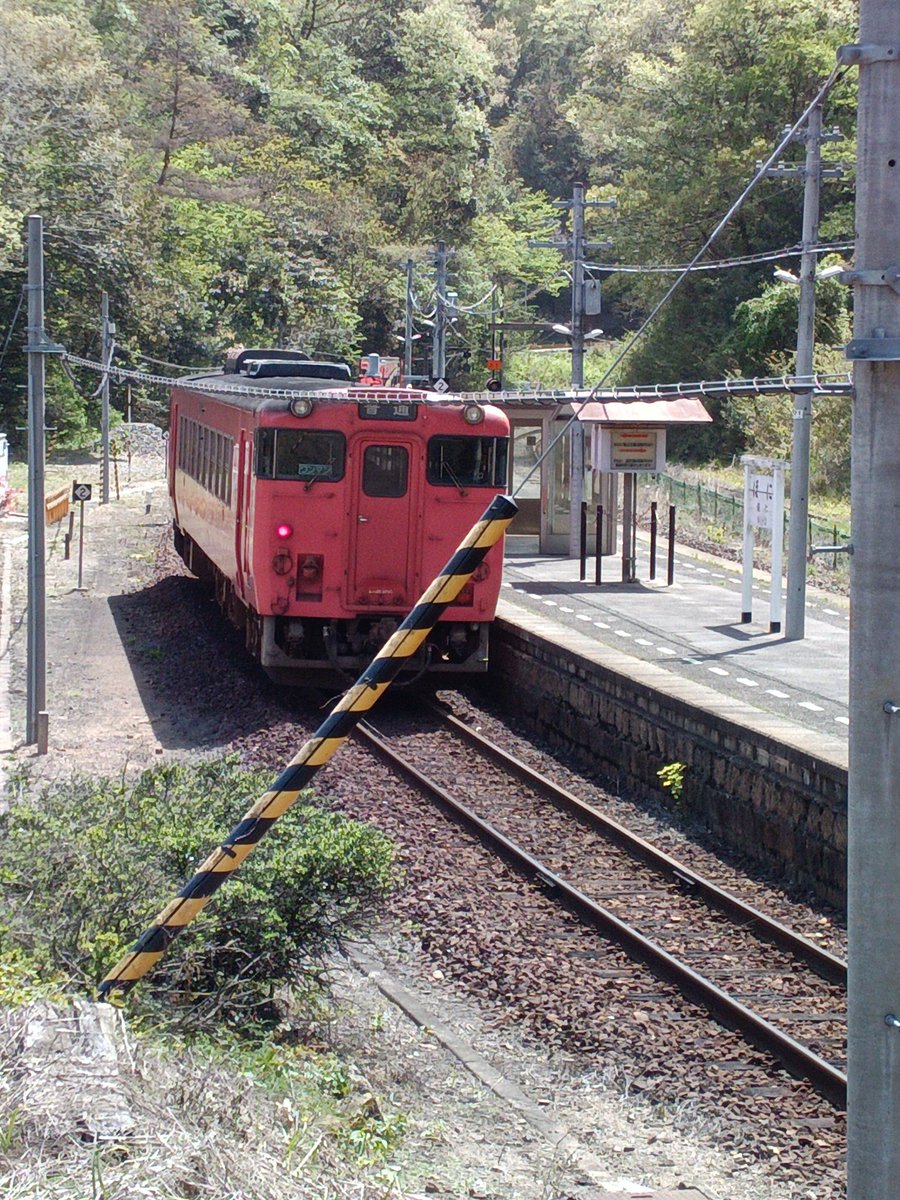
[647, 474, 851, 570]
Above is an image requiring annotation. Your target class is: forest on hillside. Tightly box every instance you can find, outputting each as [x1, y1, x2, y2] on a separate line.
[0, 0, 857, 472]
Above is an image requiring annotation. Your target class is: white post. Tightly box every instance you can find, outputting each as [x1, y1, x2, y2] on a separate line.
[769, 464, 785, 634]
[741, 461, 754, 623]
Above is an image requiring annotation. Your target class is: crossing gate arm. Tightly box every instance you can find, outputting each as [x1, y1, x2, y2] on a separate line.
[97, 493, 518, 999]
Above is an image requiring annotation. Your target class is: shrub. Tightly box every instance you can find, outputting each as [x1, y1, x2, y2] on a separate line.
[0, 758, 396, 1027]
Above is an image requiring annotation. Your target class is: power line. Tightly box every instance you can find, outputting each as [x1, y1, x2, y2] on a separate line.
[0, 286, 25, 375]
[590, 240, 854, 275]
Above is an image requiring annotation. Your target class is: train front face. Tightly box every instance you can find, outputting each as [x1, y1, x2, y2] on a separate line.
[253, 389, 510, 682]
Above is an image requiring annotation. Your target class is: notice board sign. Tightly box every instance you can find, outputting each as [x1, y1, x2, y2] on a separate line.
[593, 426, 666, 473]
[748, 473, 774, 530]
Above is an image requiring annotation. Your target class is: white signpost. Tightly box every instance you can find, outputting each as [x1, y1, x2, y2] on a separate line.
[741, 456, 786, 633]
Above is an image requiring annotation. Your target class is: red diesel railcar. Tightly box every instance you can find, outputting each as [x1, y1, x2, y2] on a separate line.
[168, 349, 510, 683]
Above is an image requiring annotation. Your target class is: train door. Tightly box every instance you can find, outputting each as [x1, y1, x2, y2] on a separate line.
[234, 430, 253, 599]
[347, 436, 417, 608]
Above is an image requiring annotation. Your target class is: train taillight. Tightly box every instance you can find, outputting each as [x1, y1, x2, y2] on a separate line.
[275, 522, 293, 540]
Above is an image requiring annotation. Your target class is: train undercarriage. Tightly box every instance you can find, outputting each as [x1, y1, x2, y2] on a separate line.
[176, 527, 490, 685]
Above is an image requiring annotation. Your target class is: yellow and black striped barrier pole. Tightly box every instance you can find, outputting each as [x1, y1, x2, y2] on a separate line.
[97, 493, 517, 999]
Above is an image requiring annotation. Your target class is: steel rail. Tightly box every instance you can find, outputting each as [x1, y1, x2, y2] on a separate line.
[428, 702, 847, 987]
[354, 719, 848, 1109]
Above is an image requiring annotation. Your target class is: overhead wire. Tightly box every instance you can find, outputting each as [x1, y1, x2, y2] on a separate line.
[0, 287, 25, 376]
[585, 240, 854, 275]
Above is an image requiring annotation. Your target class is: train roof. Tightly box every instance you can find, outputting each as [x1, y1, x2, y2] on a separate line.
[172, 349, 507, 420]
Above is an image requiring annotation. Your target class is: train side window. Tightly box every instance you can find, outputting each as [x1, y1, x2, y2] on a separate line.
[256, 429, 275, 478]
[426, 436, 509, 488]
[363, 445, 408, 498]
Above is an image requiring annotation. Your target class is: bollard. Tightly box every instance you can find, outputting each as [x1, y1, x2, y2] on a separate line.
[649, 501, 658, 581]
[667, 504, 676, 586]
[144, 490, 152, 515]
[594, 506, 603, 586]
[579, 501, 587, 582]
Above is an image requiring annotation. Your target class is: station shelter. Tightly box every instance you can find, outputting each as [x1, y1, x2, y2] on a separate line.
[501, 394, 712, 558]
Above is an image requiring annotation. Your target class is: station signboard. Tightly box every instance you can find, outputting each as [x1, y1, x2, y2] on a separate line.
[592, 426, 666, 473]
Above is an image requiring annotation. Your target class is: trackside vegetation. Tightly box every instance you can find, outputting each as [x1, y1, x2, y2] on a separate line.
[0, 757, 397, 1029]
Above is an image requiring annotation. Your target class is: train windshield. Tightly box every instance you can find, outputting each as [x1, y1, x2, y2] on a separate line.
[426, 436, 509, 488]
[256, 429, 346, 481]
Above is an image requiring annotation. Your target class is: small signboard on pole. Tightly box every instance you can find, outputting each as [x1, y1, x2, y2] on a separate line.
[740, 456, 786, 633]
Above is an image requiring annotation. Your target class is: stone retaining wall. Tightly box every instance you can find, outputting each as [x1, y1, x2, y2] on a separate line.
[488, 616, 848, 911]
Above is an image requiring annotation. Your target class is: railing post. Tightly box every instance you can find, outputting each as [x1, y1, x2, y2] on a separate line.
[579, 500, 587, 581]
[594, 505, 603, 586]
[667, 504, 676, 586]
[649, 501, 658, 580]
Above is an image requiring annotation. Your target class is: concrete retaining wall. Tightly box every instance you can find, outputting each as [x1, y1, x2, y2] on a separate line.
[489, 613, 848, 911]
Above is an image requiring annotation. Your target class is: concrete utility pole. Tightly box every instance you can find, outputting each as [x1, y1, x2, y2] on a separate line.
[431, 241, 448, 384]
[534, 184, 615, 555]
[767, 108, 843, 639]
[403, 259, 415, 384]
[25, 216, 48, 748]
[100, 291, 113, 504]
[841, 9, 900, 1198]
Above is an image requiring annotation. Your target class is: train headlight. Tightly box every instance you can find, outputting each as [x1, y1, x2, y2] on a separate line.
[276, 522, 293, 540]
[463, 403, 484, 425]
[290, 396, 314, 418]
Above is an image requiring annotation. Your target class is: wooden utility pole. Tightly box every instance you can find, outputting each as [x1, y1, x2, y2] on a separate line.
[842, 7, 900, 1197]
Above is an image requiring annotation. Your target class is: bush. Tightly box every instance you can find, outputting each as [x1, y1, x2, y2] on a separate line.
[0, 758, 396, 1027]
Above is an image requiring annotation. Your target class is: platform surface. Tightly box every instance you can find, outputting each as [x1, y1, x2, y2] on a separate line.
[500, 534, 849, 746]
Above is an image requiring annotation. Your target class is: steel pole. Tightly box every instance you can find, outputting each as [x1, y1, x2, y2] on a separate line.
[403, 259, 414, 383]
[25, 215, 47, 746]
[784, 102, 822, 639]
[568, 184, 586, 557]
[432, 241, 447, 383]
[846, 7, 900, 1197]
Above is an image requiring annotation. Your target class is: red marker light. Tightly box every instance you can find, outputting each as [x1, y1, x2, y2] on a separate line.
[276, 523, 293, 540]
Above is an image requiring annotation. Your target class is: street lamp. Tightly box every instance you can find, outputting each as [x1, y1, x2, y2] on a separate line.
[773, 264, 845, 285]
[551, 323, 604, 340]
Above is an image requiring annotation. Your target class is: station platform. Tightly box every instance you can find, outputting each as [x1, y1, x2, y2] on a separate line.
[499, 533, 849, 752]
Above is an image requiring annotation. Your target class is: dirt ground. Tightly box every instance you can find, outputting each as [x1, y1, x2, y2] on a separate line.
[0, 452, 815, 1200]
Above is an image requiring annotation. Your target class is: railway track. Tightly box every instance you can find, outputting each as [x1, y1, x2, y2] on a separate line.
[354, 698, 848, 1109]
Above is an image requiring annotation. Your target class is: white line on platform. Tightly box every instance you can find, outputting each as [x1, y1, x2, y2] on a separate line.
[575, 613, 592, 622]
[658, 646, 677, 656]
[708, 666, 729, 676]
[797, 700, 825, 712]
[614, 629, 632, 638]
[594, 620, 610, 629]
[736, 677, 759, 687]
[766, 688, 790, 699]
[635, 637, 652, 646]
[543, 599, 558, 607]
[835, 715, 850, 725]
[559, 606, 574, 613]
